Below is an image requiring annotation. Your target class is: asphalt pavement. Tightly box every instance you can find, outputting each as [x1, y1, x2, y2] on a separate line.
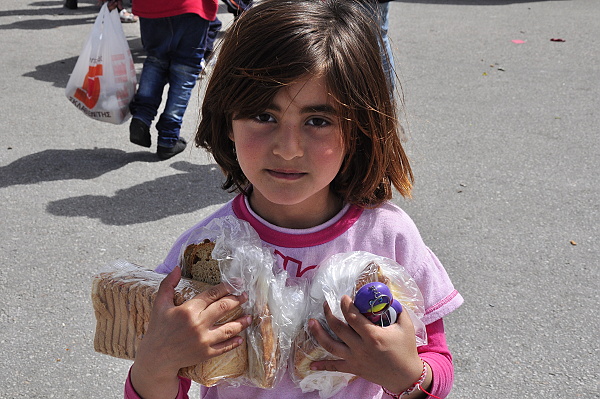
[1, 0, 598, 398]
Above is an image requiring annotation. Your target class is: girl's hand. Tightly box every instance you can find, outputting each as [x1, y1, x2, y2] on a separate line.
[100, 0, 122, 11]
[130, 266, 252, 399]
[308, 295, 424, 395]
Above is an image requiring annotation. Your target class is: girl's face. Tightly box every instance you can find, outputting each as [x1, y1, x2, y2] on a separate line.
[230, 75, 345, 229]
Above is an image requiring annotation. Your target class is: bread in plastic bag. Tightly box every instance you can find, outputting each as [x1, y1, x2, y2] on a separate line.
[92, 216, 304, 388]
[178, 216, 305, 388]
[290, 251, 427, 398]
[91, 260, 245, 385]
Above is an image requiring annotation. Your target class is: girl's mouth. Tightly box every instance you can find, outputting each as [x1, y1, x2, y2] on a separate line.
[267, 169, 307, 180]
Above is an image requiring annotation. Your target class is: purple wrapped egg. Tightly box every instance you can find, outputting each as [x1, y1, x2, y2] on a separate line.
[354, 281, 403, 327]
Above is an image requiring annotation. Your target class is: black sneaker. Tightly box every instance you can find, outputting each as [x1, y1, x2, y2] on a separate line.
[157, 138, 187, 160]
[129, 118, 151, 148]
[64, 0, 77, 9]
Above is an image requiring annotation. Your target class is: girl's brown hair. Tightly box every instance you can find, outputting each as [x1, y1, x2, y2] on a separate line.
[196, 0, 413, 207]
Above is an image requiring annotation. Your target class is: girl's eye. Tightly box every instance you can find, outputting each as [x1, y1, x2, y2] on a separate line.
[306, 117, 330, 127]
[254, 113, 275, 123]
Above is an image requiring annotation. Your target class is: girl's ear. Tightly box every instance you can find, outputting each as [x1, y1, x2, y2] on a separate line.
[228, 130, 235, 142]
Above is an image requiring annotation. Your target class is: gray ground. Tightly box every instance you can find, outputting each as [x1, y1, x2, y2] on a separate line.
[0, 0, 598, 397]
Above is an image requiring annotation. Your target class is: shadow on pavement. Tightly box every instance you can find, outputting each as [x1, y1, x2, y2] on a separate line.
[0, 148, 158, 188]
[46, 161, 234, 225]
[0, 1, 102, 30]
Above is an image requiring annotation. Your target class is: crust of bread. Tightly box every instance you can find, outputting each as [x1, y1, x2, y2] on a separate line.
[292, 329, 331, 381]
[183, 240, 221, 285]
[179, 330, 248, 386]
[247, 303, 278, 388]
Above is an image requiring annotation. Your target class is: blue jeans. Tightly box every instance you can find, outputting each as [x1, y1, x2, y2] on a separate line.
[376, 2, 395, 91]
[131, 14, 209, 147]
[361, 2, 395, 92]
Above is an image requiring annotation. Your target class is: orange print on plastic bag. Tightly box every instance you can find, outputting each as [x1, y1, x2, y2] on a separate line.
[74, 64, 103, 109]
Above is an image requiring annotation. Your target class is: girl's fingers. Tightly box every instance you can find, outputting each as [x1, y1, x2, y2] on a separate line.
[321, 298, 367, 348]
[209, 315, 253, 354]
[187, 283, 247, 320]
[337, 295, 376, 337]
[153, 266, 182, 311]
[193, 283, 239, 309]
[310, 358, 350, 373]
[307, 318, 351, 360]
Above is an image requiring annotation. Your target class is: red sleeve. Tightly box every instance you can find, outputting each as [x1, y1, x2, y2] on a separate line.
[417, 319, 454, 398]
[124, 367, 192, 399]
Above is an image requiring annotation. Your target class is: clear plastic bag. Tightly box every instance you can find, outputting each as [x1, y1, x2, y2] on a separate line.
[178, 216, 305, 388]
[91, 260, 219, 365]
[65, 3, 136, 124]
[92, 216, 304, 389]
[291, 251, 427, 398]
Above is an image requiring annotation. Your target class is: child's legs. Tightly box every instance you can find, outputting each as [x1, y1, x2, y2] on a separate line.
[155, 62, 202, 147]
[205, 17, 222, 57]
[376, 2, 395, 91]
[129, 17, 171, 126]
[155, 14, 209, 147]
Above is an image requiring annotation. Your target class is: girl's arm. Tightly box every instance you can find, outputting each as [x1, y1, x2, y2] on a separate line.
[309, 296, 454, 398]
[417, 319, 453, 398]
[124, 267, 252, 399]
[125, 369, 191, 399]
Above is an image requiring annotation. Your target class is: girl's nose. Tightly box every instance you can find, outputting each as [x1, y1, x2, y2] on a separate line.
[272, 124, 303, 160]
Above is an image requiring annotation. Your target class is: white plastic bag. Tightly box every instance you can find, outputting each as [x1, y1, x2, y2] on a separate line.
[65, 3, 137, 124]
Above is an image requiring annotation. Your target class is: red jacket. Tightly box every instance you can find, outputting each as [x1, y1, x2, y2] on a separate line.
[132, 0, 219, 21]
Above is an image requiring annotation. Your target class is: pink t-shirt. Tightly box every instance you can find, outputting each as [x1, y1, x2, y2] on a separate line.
[129, 195, 463, 398]
[157, 195, 462, 325]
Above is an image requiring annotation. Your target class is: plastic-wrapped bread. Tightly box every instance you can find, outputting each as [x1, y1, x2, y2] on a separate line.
[246, 275, 278, 388]
[290, 251, 427, 398]
[292, 262, 394, 384]
[182, 240, 280, 388]
[91, 260, 246, 386]
[93, 216, 301, 389]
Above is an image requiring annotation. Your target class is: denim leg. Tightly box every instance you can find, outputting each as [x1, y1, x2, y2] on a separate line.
[129, 17, 171, 127]
[360, 3, 395, 93]
[156, 14, 209, 147]
[130, 56, 168, 126]
[155, 62, 203, 147]
[205, 17, 222, 57]
[377, 2, 395, 91]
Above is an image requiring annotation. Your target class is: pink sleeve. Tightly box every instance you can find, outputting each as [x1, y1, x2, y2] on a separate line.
[124, 367, 192, 399]
[417, 319, 454, 398]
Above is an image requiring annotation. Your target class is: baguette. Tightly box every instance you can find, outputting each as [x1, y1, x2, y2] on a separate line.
[246, 277, 278, 388]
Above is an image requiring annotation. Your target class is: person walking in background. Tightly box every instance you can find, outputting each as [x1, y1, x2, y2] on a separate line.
[128, 0, 219, 160]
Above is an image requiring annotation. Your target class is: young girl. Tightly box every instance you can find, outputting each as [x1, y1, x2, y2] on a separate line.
[125, 1, 463, 398]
